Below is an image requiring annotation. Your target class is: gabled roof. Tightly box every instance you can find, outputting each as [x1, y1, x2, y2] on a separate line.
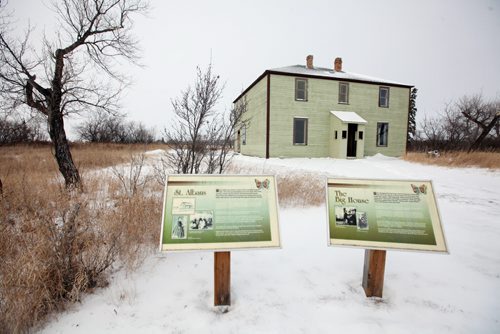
[233, 65, 413, 103]
[330, 111, 367, 124]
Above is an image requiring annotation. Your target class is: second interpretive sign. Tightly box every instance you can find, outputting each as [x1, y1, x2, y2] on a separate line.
[326, 178, 447, 252]
[160, 175, 281, 251]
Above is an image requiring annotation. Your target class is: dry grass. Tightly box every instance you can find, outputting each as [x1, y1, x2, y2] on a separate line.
[276, 173, 325, 207]
[0, 143, 330, 332]
[0, 143, 163, 333]
[0, 143, 166, 177]
[404, 151, 500, 170]
[225, 164, 326, 207]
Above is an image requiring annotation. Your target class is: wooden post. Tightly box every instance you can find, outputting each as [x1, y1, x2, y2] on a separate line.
[362, 249, 386, 297]
[214, 251, 231, 306]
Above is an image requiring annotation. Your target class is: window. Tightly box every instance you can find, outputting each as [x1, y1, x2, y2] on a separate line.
[377, 123, 389, 146]
[339, 82, 349, 104]
[241, 125, 247, 145]
[334, 131, 338, 140]
[379, 87, 390, 107]
[342, 130, 347, 139]
[295, 78, 308, 101]
[293, 118, 308, 145]
[359, 131, 364, 140]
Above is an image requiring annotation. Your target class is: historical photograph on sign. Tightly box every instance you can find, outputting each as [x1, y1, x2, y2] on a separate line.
[335, 206, 357, 226]
[189, 211, 214, 230]
[172, 198, 195, 215]
[357, 211, 368, 230]
[171, 215, 188, 239]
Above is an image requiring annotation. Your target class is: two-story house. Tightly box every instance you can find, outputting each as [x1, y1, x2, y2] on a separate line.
[233, 55, 413, 159]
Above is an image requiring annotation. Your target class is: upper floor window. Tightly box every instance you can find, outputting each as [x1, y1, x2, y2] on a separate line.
[339, 82, 349, 104]
[379, 87, 390, 108]
[295, 78, 308, 101]
[377, 122, 389, 146]
[293, 118, 308, 145]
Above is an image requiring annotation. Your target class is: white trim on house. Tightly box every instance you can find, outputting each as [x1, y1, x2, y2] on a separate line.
[330, 111, 367, 124]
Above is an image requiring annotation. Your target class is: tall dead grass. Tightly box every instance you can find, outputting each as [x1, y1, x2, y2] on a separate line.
[0, 144, 162, 333]
[276, 173, 325, 207]
[0, 144, 329, 332]
[225, 163, 326, 207]
[405, 151, 500, 169]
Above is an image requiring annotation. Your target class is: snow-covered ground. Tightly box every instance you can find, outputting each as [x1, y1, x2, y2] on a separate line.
[40, 154, 500, 333]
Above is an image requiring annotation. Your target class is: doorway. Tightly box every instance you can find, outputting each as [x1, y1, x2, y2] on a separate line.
[347, 123, 358, 157]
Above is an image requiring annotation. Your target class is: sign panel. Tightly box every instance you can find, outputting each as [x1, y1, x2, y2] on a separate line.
[326, 178, 447, 252]
[160, 175, 281, 251]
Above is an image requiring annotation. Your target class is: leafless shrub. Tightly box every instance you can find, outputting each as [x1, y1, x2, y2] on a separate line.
[0, 144, 161, 333]
[162, 63, 249, 176]
[111, 153, 151, 197]
[0, 187, 117, 332]
[77, 112, 155, 144]
[152, 153, 170, 186]
[0, 115, 48, 144]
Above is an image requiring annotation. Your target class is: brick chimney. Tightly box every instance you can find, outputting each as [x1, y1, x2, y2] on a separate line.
[306, 55, 314, 69]
[334, 57, 343, 72]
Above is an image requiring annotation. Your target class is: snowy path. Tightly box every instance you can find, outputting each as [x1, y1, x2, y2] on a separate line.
[40, 155, 500, 333]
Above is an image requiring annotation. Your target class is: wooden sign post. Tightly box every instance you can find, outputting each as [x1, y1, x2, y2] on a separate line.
[362, 249, 386, 297]
[214, 251, 231, 306]
[159, 175, 281, 309]
[327, 179, 448, 299]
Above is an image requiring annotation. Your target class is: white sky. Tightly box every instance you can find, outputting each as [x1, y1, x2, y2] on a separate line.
[6, 0, 500, 139]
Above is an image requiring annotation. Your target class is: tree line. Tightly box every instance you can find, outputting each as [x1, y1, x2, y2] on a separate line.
[409, 94, 500, 152]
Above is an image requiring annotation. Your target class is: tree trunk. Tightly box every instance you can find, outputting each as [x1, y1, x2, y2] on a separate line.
[48, 108, 81, 189]
[45, 50, 81, 189]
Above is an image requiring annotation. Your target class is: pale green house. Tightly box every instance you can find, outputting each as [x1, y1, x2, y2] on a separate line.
[234, 55, 413, 159]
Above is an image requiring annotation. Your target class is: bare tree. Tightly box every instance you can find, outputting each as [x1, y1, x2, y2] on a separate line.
[420, 114, 445, 149]
[457, 94, 500, 152]
[164, 63, 222, 174]
[0, 0, 148, 189]
[161, 63, 249, 177]
[414, 94, 500, 152]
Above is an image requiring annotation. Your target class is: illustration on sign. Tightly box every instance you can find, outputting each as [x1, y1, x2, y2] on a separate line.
[160, 175, 281, 251]
[326, 178, 448, 252]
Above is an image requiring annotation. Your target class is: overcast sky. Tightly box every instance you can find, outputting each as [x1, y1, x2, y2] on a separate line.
[7, 0, 500, 139]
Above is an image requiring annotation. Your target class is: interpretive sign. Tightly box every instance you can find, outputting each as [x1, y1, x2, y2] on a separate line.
[327, 178, 447, 252]
[160, 175, 281, 251]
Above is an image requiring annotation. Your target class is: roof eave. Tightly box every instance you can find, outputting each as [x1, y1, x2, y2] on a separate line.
[233, 70, 269, 103]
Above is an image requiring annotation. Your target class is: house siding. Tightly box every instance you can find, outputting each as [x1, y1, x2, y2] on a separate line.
[269, 74, 330, 157]
[239, 76, 267, 157]
[267, 74, 410, 157]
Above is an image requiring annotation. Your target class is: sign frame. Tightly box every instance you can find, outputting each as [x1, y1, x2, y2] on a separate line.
[159, 174, 281, 252]
[326, 178, 448, 253]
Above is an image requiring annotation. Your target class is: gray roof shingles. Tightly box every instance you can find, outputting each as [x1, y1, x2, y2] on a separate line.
[270, 65, 410, 87]
[233, 64, 412, 103]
